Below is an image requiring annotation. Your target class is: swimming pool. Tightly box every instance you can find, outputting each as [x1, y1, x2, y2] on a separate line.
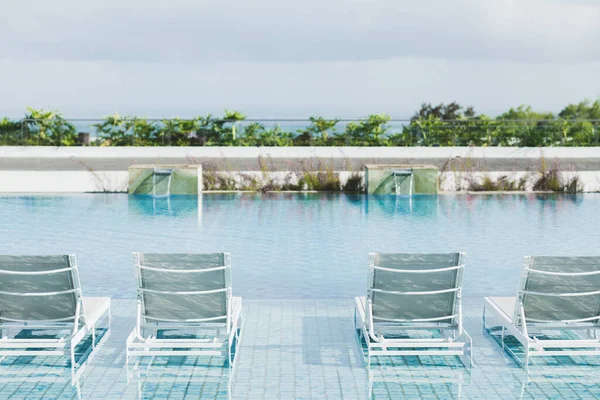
[0, 193, 599, 399]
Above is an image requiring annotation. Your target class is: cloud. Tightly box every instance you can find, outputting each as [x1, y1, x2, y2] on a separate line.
[1, 0, 598, 118]
[1, 57, 598, 118]
[1, 0, 599, 64]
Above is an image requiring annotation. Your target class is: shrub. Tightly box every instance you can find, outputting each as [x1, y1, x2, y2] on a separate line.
[468, 175, 526, 192]
[342, 173, 365, 193]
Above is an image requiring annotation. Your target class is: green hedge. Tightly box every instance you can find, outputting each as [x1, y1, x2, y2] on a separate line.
[2, 101, 599, 147]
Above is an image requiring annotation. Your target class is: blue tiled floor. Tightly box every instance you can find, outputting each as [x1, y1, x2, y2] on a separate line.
[1, 298, 600, 399]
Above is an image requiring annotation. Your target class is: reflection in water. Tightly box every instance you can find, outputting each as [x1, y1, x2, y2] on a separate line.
[128, 357, 232, 399]
[128, 195, 201, 219]
[365, 194, 438, 217]
[0, 195, 68, 211]
[198, 192, 439, 220]
[518, 366, 600, 399]
[368, 361, 467, 399]
[438, 193, 584, 217]
[0, 325, 110, 399]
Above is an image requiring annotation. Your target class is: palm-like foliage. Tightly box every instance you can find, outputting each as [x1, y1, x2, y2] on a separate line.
[3, 101, 600, 147]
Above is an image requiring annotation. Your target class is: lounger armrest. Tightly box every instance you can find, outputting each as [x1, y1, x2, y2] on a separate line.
[82, 297, 111, 328]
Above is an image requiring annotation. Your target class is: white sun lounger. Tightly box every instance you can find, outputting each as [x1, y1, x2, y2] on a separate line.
[484, 256, 600, 366]
[355, 252, 472, 367]
[126, 253, 243, 367]
[0, 255, 111, 373]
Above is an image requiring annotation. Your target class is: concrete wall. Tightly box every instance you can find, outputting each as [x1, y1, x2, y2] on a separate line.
[2, 146, 600, 171]
[1, 146, 599, 192]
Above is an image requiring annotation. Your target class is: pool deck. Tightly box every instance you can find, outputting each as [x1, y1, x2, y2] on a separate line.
[2, 298, 600, 399]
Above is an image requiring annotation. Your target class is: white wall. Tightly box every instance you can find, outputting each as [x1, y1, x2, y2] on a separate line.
[0, 171, 128, 193]
[1, 170, 599, 193]
[1, 146, 600, 160]
[1, 146, 599, 193]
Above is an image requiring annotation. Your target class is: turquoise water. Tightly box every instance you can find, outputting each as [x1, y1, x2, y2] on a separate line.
[0, 193, 599, 399]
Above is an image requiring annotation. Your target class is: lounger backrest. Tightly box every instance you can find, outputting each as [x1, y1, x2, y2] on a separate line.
[369, 252, 464, 324]
[0, 255, 80, 322]
[518, 256, 600, 324]
[134, 253, 230, 324]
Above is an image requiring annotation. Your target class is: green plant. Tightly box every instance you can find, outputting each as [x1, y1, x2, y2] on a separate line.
[563, 176, 582, 194]
[468, 174, 527, 191]
[94, 113, 134, 146]
[345, 114, 391, 146]
[196, 110, 245, 146]
[533, 168, 563, 191]
[532, 157, 582, 193]
[342, 173, 364, 193]
[159, 118, 196, 146]
[22, 108, 78, 146]
[297, 163, 341, 191]
[0, 117, 21, 145]
[296, 117, 340, 146]
[202, 171, 238, 190]
[3, 100, 600, 147]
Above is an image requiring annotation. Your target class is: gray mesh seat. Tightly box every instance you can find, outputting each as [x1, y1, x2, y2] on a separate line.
[484, 256, 600, 366]
[126, 253, 243, 367]
[354, 252, 472, 367]
[0, 255, 111, 374]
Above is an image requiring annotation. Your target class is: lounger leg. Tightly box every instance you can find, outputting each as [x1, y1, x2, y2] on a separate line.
[458, 330, 473, 368]
[70, 340, 77, 373]
[367, 368, 373, 399]
[125, 328, 135, 372]
[482, 305, 486, 331]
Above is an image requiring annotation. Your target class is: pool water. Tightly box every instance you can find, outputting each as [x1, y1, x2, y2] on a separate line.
[0, 193, 599, 399]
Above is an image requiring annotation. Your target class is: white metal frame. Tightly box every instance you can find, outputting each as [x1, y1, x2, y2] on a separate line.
[129, 361, 234, 400]
[0, 254, 111, 379]
[0, 310, 111, 400]
[126, 252, 244, 369]
[355, 252, 472, 368]
[484, 256, 600, 367]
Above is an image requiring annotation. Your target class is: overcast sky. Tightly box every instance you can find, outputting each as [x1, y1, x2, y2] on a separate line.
[1, 0, 599, 119]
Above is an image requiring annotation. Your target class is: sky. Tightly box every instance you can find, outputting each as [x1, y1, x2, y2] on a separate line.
[1, 0, 599, 119]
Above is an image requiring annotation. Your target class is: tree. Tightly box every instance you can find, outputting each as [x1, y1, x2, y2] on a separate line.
[344, 114, 391, 146]
[0, 117, 21, 145]
[496, 105, 555, 147]
[295, 117, 340, 146]
[411, 102, 476, 121]
[558, 99, 600, 120]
